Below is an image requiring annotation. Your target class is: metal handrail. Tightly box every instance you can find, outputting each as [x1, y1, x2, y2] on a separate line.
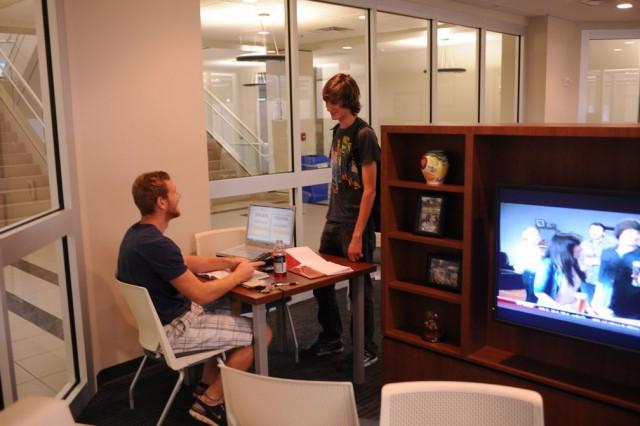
[204, 88, 266, 149]
[0, 47, 44, 129]
[204, 97, 268, 159]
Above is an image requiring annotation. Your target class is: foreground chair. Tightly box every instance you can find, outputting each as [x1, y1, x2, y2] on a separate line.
[194, 227, 299, 362]
[117, 280, 226, 426]
[220, 362, 359, 426]
[0, 396, 92, 426]
[380, 381, 544, 426]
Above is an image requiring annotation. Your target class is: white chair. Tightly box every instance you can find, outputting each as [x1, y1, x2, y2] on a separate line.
[117, 279, 226, 426]
[194, 228, 299, 362]
[380, 381, 544, 426]
[0, 396, 92, 426]
[219, 362, 360, 426]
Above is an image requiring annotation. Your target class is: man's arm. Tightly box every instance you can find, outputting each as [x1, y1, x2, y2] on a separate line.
[170, 260, 262, 305]
[184, 255, 248, 273]
[348, 161, 376, 262]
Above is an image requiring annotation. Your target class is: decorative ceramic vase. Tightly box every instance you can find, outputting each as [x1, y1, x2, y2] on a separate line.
[420, 150, 449, 185]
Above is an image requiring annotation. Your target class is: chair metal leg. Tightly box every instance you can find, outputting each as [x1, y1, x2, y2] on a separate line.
[129, 355, 148, 410]
[157, 369, 184, 426]
[285, 303, 299, 363]
[275, 303, 287, 352]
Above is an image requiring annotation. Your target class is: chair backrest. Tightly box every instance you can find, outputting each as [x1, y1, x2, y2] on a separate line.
[0, 396, 89, 426]
[380, 381, 544, 426]
[220, 363, 359, 426]
[194, 227, 246, 257]
[117, 279, 180, 368]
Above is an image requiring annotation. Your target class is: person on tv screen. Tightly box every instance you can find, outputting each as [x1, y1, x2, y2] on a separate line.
[533, 233, 591, 312]
[513, 226, 545, 302]
[598, 219, 640, 319]
[579, 222, 616, 285]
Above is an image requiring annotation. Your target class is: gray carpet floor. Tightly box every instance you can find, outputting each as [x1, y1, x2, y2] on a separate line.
[78, 281, 382, 425]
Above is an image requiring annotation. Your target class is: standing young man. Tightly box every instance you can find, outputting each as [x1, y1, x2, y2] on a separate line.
[306, 73, 380, 367]
[117, 171, 271, 425]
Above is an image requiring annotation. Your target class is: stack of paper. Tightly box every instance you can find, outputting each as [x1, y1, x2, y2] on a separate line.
[286, 246, 353, 278]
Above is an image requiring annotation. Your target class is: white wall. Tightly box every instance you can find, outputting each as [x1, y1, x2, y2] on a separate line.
[60, 0, 210, 373]
[544, 16, 581, 123]
[523, 16, 547, 123]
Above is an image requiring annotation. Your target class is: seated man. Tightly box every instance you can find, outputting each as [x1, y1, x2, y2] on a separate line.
[117, 170, 271, 426]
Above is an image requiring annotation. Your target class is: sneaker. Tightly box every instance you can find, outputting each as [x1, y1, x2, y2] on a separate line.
[364, 350, 378, 368]
[192, 381, 208, 398]
[305, 338, 344, 356]
[189, 400, 227, 426]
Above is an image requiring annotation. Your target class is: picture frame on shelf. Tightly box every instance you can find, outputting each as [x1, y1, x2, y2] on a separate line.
[414, 193, 446, 237]
[426, 255, 461, 292]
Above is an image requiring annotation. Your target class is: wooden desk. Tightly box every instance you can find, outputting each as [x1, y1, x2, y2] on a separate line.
[230, 254, 376, 384]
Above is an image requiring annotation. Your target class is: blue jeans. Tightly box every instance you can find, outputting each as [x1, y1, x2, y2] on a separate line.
[313, 220, 377, 355]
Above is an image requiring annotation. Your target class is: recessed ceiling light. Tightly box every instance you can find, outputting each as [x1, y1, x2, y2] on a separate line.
[617, 2, 633, 9]
[624, 41, 636, 44]
[358, 15, 366, 20]
[613, 48, 623, 51]
[241, 0, 256, 3]
[342, 46, 353, 50]
[257, 31, 269, 35]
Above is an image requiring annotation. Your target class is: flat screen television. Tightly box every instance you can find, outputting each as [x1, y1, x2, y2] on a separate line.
[494, 186, 640, 353]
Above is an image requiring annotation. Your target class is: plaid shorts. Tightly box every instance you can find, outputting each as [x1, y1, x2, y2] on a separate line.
[164, 297, 252, 355]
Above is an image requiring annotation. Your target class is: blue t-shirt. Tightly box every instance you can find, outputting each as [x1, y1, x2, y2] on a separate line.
[117, 223, 189, 324]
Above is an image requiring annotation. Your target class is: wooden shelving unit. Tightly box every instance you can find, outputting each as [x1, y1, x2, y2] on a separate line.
[380, 124, 640, 425]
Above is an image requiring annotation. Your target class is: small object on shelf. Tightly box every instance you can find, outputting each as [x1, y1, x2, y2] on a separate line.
[426, 255, 461, 292]
[420, 150, 449, 185]
[414, 193, 446, 237]
[272, 239, 287, 279]
[422, 311, 443, 343]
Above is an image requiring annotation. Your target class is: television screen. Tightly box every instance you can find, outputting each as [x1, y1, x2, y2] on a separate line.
[494, 186, 640, 353]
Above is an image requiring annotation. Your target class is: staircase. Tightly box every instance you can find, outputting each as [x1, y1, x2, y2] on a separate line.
[204, 88, 272, 180]
[0, 113, 50, 227]
[207, 132, 249, 180]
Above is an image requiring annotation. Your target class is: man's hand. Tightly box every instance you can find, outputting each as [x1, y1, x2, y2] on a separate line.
[226, 256, 250, 269]
[230, 261, 264, 283]
[348, 235, 363, 262]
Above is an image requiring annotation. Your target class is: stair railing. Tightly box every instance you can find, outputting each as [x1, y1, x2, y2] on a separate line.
[0, 48, 44, 132]
[204, 88, 272, 177]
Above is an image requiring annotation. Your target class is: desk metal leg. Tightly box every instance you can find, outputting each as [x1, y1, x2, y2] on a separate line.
[252, 304, 268, 376]
[352, 275, 365, 384]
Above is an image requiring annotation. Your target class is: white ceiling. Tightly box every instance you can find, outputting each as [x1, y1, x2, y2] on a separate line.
[450, 0, 640, 23]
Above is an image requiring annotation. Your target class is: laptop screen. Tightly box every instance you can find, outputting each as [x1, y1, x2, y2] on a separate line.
[246, 203, 295, 246]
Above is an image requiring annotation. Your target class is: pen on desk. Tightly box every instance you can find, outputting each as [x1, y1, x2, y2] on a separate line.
[272, 282, 296, 287]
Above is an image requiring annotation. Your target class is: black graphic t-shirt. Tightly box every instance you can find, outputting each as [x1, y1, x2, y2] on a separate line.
[326, 117, 380, 224]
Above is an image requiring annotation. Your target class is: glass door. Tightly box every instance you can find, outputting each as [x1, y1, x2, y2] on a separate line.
[0, 0, 91, 412]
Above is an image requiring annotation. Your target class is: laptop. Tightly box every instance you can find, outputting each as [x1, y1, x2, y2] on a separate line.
[216, 203, 295, 259]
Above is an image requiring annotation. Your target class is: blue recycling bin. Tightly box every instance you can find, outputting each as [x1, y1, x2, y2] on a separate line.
[302, 155, 329, 203]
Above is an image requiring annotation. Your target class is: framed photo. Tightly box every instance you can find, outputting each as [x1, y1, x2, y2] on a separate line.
[426, 255, 461, 292]
[414, 193, 446, 237]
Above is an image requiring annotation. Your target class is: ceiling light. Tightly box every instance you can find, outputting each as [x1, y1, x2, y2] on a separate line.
[624, 41, 636, 44]
[613, 48, 623, 51]
[342, 46, 353, 50]
[358, 15, 366, 20]
[617, 2, 633, 9]
[257, 31, 269, 35]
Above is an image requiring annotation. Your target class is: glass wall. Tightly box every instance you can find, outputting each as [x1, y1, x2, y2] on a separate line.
[0, 1, 60, 230]
[376, 12, 430, 125]
[210, 189, 292, 230]
[201, 0, 291, 179]
[484, 31, 519, 123]
[297, 0, 368, 165]
[435, 22, 478, 123]
[586, 38, 640, 123]
[4, 240, 75, 398]
[0, 1, 89, 407]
